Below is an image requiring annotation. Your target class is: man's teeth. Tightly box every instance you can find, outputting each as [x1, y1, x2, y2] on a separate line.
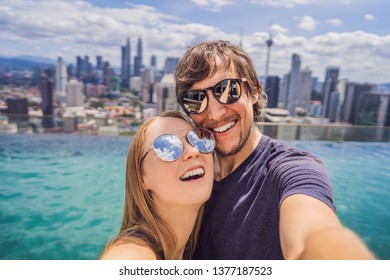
[180, 168, 205, 180]
[213, 121, 235, 133]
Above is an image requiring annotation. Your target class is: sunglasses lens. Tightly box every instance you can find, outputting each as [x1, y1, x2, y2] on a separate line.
[153, 134, 183, 162]
[181, 91, 207, 114]
[214, 79, 241, 104]
[187, 129, 215, 153]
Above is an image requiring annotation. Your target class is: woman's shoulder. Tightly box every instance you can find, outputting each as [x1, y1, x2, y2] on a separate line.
[100, 243, 157, 260]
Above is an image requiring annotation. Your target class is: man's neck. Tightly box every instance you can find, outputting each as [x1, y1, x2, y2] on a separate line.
[215, 126, 262, 181]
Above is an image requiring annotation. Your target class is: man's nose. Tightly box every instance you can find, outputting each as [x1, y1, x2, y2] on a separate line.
[205, 91, 227, 121]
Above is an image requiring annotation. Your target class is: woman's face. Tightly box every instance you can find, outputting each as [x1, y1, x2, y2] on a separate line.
[142, 117, 214, 210]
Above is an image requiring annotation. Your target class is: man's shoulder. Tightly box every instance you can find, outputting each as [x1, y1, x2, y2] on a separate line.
[256, 136, 322, 167]
[255, 135, 293, 158]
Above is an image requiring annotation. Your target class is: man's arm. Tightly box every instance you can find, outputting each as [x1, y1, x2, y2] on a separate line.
[280, 194, 376, 260]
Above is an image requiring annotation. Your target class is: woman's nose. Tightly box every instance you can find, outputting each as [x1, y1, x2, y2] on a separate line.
[182, 141, 200, 160]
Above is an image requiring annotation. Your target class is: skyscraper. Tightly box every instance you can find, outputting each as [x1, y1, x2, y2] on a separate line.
[265, 76, 279, 108]
[55, 57, 68, 105]
[300, 66, 312, 110]
[6, 98, 28, 125]
[156, 74, 180, 113]
[66, 78, 85, 107]
[96, 55, 103, 70]
[151, 55, 157, 67]
[328, 91, 340, 122]
[165, 57, 180, 74]
[286, 53, 301, 115]
[40, 73, 54, 128]
[134, 38, 143, 77]
[121, 38, 131, 88]
[343, 83, 372, 124]
[323, 66, 339, 118]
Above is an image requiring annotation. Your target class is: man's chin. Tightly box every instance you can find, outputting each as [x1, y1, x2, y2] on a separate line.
[215, 145, 243, 158]
[215, 126, 251, 157]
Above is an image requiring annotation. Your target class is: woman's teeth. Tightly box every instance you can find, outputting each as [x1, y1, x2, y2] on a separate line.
[180, 167, 205, 181]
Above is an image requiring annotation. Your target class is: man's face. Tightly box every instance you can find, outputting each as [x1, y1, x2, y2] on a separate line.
[188, 66, 258, 157]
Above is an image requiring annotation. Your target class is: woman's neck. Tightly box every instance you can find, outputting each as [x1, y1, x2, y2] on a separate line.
[159, 204, 200, 259]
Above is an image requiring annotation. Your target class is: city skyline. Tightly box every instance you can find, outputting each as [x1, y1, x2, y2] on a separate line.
[0, 0, 389, 83]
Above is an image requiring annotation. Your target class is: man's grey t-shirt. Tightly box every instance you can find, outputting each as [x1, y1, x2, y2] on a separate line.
[193, 135, 335, 260]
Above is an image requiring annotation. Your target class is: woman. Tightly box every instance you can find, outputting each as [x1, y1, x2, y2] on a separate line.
[99, 111, 215, 260]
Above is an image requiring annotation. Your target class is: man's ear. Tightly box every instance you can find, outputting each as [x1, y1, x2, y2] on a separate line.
[251, 87, 259, 104]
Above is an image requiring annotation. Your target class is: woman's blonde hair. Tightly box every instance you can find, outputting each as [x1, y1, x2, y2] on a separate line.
[100, 111, 204, 260]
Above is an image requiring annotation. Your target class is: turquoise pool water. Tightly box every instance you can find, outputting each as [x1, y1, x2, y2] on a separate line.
[0, 134, 389, 260]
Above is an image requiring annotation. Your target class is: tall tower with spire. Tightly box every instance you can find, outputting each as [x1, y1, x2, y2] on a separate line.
[265, 32, 273, 79]
[239, 27, 244, 48]
[134, 38, 143, 77]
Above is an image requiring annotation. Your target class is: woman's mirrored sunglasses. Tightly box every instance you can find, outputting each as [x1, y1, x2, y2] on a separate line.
[140, 128, 215, 162]
[178, 78, 245, 115]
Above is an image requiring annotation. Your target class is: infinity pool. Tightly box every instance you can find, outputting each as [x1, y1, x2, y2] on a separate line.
[0, 134, 389, 259]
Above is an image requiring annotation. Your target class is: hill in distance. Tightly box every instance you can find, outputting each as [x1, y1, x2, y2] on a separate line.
[0, 55, 55, 71]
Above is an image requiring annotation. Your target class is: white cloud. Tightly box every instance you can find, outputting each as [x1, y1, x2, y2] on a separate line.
[364, 14, 375, 21]
[0, 0, 231, 66]
[0, 0, 389, 83]
[297, 16, 319, 31]
[250, 0, 352, 8]
[191, 0, 233, 12]
[327, 18, 343, 26]
[270, 24, 289, 34]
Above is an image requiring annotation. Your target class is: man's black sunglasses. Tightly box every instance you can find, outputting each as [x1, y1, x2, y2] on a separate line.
[178, 78, 245, 115]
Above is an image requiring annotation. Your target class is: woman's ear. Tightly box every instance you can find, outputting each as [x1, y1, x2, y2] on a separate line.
[143, 171, 150, 190]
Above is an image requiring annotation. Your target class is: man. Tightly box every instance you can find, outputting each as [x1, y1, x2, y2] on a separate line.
[175, 40, 375, 259]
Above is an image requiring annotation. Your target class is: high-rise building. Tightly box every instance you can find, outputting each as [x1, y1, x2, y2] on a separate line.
[355, 90, 390, 126]
[55, 57, 68, 104]
[165, 57, 180, 74]
[328, 91, 340, 122]
[265, 76, 279, 108]
[66, 63, 74, 78]
[76, 56, 82, 78]
[299, 66, 312, 110]
[75, 56, 92, 80]
[278, 74, 290, 107]
[342, 83, 372, 124]
[151, 55, 157, 67]
[134, 57, 142, 77]
[6, 98, 28, 115]
[121, 38, 131, 88]
[6, 98, 28, 127]
[40, 73, 54, 128]
[66, 78, 84, 107]
[156, 74, 180, 113]
[286, 53, 301, 115]
[96, 55, 103, 70]
[134, 38, 143, 77]
[130, 76, 142, 93]
[323, 66, 339, 118]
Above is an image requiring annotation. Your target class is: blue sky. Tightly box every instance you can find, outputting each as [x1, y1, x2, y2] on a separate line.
[0, 0, 389, 83]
